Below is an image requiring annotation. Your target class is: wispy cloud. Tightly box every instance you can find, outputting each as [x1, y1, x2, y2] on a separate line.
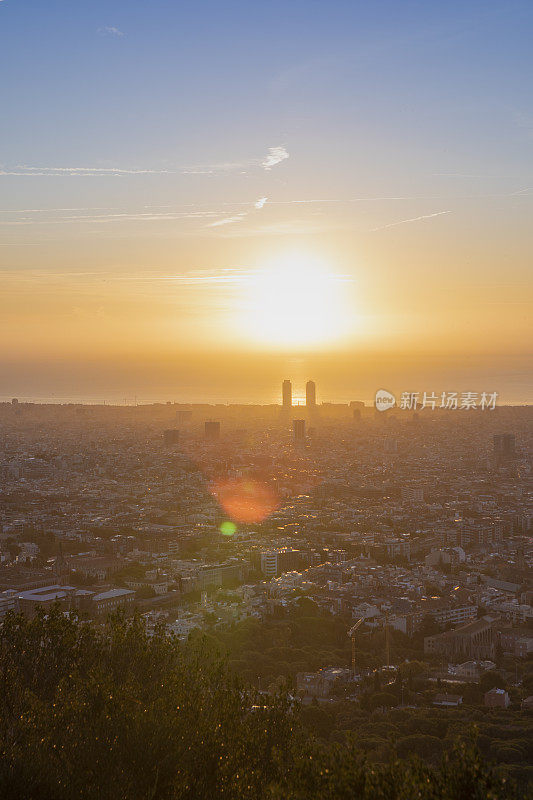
[432, 173, 486, 178]
[215, 218, 334, 239]
[98, 26, 124, 37]
[207, 214, 247, 228]
[0, 267, 258, 288]
[262, 146, 289, 170]
[0, 208, 220, 226]
[371, 210, 451, 232]
[0, 146, 290, 179]
[207, 195, 269, 229]
[0, 197, 274, 230]
[507, 187, 533, 197]
[181, 168, 217, 176]
[0, 166, 172, 177]
[182, 162, 246, 175]
[151, 268, 254, 285]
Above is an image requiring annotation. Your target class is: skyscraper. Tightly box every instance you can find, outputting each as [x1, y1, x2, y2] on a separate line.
[293, 419, 305, 441]
[163, 429, 180, 446]
[306, 380, 316, 408]
[205, 420, 221, 440]
[493, 433, 515, 463]
[282, 379, 292, 409]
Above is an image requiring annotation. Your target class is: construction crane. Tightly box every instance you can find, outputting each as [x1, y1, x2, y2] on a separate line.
[385, 612, 390, 669]
[348, 618, 363, 676]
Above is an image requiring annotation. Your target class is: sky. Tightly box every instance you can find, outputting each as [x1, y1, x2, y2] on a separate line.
[1, 0, 532, 404]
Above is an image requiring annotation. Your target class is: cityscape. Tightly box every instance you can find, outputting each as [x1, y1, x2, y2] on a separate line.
[1, 385, 532, 794]
[1, 0, 532, 798]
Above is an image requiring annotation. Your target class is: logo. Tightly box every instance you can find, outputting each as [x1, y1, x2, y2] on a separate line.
[375, 389, 396, 412]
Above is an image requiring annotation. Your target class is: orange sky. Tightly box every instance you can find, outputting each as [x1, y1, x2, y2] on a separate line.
[1, 1, 532, 403]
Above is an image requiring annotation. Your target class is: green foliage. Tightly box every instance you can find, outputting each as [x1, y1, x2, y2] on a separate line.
[0, 608, 527, 799]
[361, 691, 398, 711]
[209, 607, 426, 684]
[272, 733, 521, 800]
[396, 733, 443, 762]
[0, 608, 293, 800]
[480, 671, 507, 692]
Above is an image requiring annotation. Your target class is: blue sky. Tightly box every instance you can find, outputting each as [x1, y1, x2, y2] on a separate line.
[2, 0, 532, 185]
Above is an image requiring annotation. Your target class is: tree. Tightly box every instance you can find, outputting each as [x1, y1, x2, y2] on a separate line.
[0, 608, 526, 800]
[361, 691, 397, 712]
[397, 733, 443, 762]
[0, 607, 294, 800]
[394, 669, 403, 696]
[480, 671, 507, 693]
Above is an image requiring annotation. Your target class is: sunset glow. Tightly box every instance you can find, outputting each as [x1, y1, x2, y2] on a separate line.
[0, 1, 531, 404]
[243, 254, 352, 349]
[1, 3, 532, 794]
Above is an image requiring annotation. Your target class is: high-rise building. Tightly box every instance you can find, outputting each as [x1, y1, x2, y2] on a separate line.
[493, 433, 516, 463]
[260, 548, 302, 577]
[163, 429, 180, 446]
[282, 379, 292, 408]
[260, 551, 278, 578]
[205, 420, 221, 439]
[293, 419, 306, 441]
[176, 408, 192, 424]
[306, 380, 316, 407]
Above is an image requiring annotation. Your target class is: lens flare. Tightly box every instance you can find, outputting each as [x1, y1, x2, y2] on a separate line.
[220, 520, 237, 536]
[211, 479, 279, 523]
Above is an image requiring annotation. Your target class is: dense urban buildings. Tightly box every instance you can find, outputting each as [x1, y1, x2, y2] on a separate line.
[293, 418, 306, 442]
[0, 396, 532, 789]
[282, 380, 292, 409]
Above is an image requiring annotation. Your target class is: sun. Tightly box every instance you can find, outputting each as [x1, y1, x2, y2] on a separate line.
[243, 253, 351, 348]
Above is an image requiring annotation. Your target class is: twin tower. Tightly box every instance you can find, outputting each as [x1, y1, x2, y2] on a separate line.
[282, 379, 316, 409]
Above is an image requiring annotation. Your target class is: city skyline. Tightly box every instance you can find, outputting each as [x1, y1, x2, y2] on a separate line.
[1, 1, 532, 404]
